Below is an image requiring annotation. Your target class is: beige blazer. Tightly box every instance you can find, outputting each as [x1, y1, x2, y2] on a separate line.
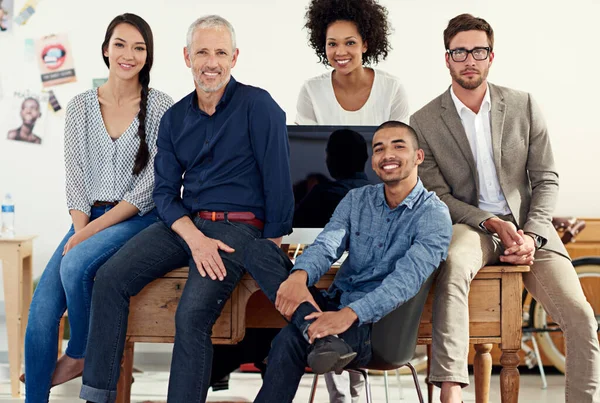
[410, 83, 567, 256]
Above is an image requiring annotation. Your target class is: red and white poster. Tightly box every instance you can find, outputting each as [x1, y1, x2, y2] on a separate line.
[34, 33, 77, 87]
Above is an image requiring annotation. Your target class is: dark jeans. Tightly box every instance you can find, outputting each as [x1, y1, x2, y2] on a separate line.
[244, 239, 373, 403]
[79, 217, 261, 403]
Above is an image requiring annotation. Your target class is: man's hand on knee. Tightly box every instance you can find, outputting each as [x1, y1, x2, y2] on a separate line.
[189, 233, 235, 281]
[276, 270, 320, 320]
[305, 307, 358, 344]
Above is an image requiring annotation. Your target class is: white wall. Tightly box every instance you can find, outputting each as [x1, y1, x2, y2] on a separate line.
[0, 0, 599, 301]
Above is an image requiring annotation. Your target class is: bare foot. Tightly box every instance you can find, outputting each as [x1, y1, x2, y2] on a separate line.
[440, 381, 462, 403]
[50, 355, 84, 387]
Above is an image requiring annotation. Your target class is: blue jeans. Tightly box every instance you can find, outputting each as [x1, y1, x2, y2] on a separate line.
[80, 217, 261, 403]
[24, 206, 159, 403]
[243, 239, 373, 403]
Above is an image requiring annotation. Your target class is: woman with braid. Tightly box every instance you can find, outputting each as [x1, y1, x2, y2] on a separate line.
[21, 13, 172, 402]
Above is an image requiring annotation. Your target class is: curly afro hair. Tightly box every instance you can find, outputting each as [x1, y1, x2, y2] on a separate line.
[304, 0, 392, 67]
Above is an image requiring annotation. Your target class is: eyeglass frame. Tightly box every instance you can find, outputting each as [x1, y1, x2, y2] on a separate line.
[446, 47, 492, 62]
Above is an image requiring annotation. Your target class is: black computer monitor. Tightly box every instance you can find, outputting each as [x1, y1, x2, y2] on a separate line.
[288, 125, 379, 228]
[287, 125, 380, 185]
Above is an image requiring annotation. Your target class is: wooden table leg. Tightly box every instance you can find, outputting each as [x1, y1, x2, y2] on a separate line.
[500, 349, 520, 403]
[116, 341, 135, 403]
[500, 272, 523, 403]
[0, 240, 32, 398]
[474, 343, 492, 403]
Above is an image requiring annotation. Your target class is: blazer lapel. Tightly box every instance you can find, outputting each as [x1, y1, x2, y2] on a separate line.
[489, 84, 506, 174]
[440, 89, 478, 175]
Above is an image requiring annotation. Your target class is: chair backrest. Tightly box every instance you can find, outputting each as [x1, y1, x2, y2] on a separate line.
[368, 271, 436, 370]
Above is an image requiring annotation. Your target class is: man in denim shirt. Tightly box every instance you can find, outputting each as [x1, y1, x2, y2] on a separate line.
[244, 121, 452, 403]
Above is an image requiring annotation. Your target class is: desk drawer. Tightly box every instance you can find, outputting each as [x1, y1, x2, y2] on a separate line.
[128, 278, 232, 340]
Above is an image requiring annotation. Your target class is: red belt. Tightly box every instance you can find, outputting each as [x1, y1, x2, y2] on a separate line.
[197, 211, 264, 231]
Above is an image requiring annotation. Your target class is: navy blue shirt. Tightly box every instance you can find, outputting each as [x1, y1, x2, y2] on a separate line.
[153, 77, 294, 238]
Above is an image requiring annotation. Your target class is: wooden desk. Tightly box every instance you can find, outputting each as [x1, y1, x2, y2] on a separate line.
[118, 264, 528, 403]
[0, 236, 35, 398]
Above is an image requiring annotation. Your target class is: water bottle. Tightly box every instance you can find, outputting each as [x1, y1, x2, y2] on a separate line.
[1, 193, 15, 238]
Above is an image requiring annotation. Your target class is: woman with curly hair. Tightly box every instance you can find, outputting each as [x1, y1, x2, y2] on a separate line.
[295, 0, 408, 126]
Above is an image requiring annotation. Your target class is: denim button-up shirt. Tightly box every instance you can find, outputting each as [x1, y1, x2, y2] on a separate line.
[292, 179, 452, 325]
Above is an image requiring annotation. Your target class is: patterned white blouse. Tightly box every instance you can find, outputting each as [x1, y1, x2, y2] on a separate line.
[64, 88, 174, 216]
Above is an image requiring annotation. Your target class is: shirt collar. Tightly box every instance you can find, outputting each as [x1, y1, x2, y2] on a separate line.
[188, 76, 238, 113]
[450, 83, 491, 116]
[375, 178, 424, 210]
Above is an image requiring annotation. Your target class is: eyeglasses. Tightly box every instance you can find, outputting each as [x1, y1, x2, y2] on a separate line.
[446, 47, 491, 62]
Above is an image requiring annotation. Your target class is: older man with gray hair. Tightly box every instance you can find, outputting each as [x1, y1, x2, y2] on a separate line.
[80, 15, 293, 402]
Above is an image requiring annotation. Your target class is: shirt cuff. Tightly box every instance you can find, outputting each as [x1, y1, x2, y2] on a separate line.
[347, 300, 373, 326]
[160, 205, 192, 228]
[290, 266, 320, 287]
[263, 219, 293, 239]
[68, 204, 91, 217]
[122, 195, 154, 216]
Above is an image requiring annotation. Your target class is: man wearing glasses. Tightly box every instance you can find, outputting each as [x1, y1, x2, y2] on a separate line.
[410, 13, 600, 403]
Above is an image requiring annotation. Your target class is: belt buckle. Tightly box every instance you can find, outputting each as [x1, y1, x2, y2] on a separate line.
[211, 211, 216, 222]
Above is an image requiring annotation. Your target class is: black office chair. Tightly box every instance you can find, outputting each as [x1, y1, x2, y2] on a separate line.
[308, 272, 436, 403]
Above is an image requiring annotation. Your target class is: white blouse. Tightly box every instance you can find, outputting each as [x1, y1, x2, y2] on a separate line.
[295, 68, 409, 125]
[64, 88, 174, 216]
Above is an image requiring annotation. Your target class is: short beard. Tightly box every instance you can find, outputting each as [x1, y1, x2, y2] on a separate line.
[451, 68, 487, 90]
[193, 72, 229, 93]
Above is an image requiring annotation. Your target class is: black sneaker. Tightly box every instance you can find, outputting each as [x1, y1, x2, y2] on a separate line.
[307, 336, 357, 374]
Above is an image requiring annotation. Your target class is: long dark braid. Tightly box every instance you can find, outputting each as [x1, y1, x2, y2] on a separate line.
[101, 13, 154, 175]
[132, 72, 150, 175]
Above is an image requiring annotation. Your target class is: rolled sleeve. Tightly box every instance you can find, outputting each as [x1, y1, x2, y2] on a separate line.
[292, 194, 352, 286]
[249, 91, 294, 238]
[153, 111, 191, 227]
[348, 205, 452, 325]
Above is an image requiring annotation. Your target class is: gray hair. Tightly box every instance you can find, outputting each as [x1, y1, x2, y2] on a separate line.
[186, 15, 237, 52]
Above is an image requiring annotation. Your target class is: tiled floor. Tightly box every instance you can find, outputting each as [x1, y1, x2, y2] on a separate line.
[0, 361, 567, 402]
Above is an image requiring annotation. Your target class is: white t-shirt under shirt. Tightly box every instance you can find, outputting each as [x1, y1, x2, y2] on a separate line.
[295, 68, 409, 125]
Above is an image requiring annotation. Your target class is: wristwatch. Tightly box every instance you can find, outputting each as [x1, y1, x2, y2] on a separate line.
[525, 233, 544, 250]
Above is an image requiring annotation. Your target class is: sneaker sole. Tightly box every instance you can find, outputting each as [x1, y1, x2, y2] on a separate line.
[308, 351, 357, 374]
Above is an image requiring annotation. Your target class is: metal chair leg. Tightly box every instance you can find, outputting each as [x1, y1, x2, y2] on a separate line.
[406, 362, 425, 403]
[384, 371, 390, 403]
[530, 335, 548, 389]
[395, 369, 404, 400]
[308, 374, 319, 403]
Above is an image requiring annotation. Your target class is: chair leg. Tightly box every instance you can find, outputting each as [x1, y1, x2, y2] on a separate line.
[57, 315, 65, 359]
[426, 344, 433, 403]
[395, 369, 404, 400]
[406, 362, 425, 403]
[308, 374, 319, 403]
[383, 371, 390, 403]
[349, 369, 371, 403]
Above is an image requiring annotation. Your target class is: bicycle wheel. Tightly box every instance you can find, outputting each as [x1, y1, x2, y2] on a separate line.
[532, 258, 600, 373]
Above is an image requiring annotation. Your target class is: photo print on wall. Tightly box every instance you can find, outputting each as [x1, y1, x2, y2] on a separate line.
[0, 0, 14, 32]
[35, 33, 77, 87]
[4, 90, 49, 145]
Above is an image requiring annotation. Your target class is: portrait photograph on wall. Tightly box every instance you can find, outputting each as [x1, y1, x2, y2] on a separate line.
[2, 90, 49, 145]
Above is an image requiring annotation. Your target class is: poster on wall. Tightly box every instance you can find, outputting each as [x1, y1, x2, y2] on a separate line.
[35, 33, 77, 87]
[13, 0, 37, 26]
[0, 0, 14, 32]
[4, 90, 49, 145]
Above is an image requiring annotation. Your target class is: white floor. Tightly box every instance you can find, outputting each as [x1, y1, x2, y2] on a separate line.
[0, 317, 566, 403]
[0, 361, 567, 403]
